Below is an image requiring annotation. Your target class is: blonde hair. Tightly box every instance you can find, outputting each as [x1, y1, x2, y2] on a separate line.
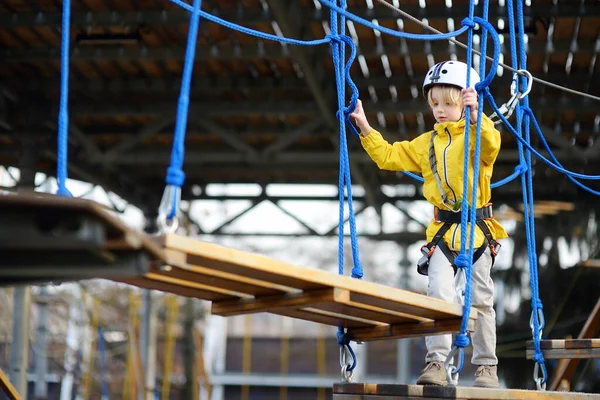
[427, 85, 462, 108]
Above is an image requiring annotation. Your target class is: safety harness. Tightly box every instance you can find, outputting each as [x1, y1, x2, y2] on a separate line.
[417, 128, 501, 276]
[417, 205, 501, 276]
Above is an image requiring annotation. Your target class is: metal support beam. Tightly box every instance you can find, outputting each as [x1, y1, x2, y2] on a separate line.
[34, 286, 49, 400]
[0, 4, 594, 29]
[139, 290, 157, 400]
[102, 117, 174, 161]
[261, 118, 324, 155]
[9, 287, 31, 398]
[84, 148, 591, 166]
[56, 97, 594, 118]
[193, 118, 259, 158]
[264, 0, 333, 129]
[0, 39, 589, 63]
[10, 73, 591, 97]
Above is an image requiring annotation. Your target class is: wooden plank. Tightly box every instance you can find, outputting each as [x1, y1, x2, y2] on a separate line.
[0, 366, 22, 400]
[274, 307, 385, 329]
[348, 317, 475, 342]
[213, 287, 428, 324]
[121, 273, 244, 302]
[0, 193, 165, 260]
[527, 339, 600, 350]
[580, 259, 600, 268]
[160, 234, 477, 322]
[157, 250, 294, 296]
[333, 383, 600, 399]
[212, 288, 339, 316]
[527, 348, 600, 359]
[526, 339, 600, 359]
[314, 297, 429, 325]
[549, 297, 600, 390]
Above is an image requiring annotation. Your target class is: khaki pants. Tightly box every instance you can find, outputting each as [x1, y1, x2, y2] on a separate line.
[425, 246, 498, 366]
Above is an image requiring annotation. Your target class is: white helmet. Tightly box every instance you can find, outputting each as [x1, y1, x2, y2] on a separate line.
[422, 61, 480, 97]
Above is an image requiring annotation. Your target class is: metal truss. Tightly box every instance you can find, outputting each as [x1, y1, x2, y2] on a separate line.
[0, 3, 593, 29]
[180, 188, 426, 242]
[9, 73, 592, 98]
[0, 39, 591, 63]
[10, 97, 592, 120]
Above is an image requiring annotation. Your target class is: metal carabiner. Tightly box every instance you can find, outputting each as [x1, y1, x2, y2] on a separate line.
[529, 308, 546, 340]
[444, 346, 463, 386]
[156, 185, 181, 234]
[516, 69, 533, 99]
[534, 362, 547, 391]
[490, 69, 534, 125]
[339, 345, 355, 382]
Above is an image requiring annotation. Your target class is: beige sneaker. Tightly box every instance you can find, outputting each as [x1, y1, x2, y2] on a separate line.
[473, 365, 500, 388]
[416, 361, 447, 386]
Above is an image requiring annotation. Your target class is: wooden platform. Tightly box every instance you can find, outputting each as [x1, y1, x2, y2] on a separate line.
[526, 339, 600, 359]
[548, 297, 600, 390]
[333, 383, 600, 399]
[0, 192, 163, 285]
[0, 193, 477, 341]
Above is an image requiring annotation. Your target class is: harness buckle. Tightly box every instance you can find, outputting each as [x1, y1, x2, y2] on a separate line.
[482, 204, 493, 219]
[490, 241, 501, 257]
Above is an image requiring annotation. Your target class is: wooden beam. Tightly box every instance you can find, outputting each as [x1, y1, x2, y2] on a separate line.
[0, 367, 22, 400]
[549, 297, 600, 390]
[333, 383, 600, 399]
[347, 317, 475, 342]
[160, 234, 478, 323]
[526, 339, 600, 359]
[212, 288, 341, 317]
[581, 259, 600, 268]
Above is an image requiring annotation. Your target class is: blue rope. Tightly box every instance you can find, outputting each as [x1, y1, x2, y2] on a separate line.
[56, 0, 72, 197]
[169, 0, 330, 46]
[398, 161, 526, 189]
[450, 0, 479, 366]
[516, 0, 546, 383]
[163, 0, 202, 219]
[526, 108, 600, 195]
[330, 0, 362, 371]
[319, 0, 472, 41]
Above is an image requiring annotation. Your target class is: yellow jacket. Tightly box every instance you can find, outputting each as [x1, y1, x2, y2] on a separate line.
[360, 114, 508, 250]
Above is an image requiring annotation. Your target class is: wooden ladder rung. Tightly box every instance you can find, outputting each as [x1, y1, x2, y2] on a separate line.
[527, 339, 600, 359]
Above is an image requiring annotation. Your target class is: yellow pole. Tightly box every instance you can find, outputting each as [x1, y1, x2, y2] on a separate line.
[280, 318, 290, 400]
[317, 325, 326, 400]
[193, 328, 212, 400]
[241, 315, 252, 400]
[82, 293, 100, 399]
[161, 296, 179, 400]
[123, 292, 142, 400]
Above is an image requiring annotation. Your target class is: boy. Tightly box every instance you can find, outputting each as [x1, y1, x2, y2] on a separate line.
[350, 61, 507, 388]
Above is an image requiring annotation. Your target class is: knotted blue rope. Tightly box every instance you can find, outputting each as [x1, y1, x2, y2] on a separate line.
[56, 0, 72, 197]
[330, 0, 362, 372]
[449, 0, 479, 372]
[159, 0, 202, 225]
[450, 0, 504, 377]
[515, 0, 546, 386]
